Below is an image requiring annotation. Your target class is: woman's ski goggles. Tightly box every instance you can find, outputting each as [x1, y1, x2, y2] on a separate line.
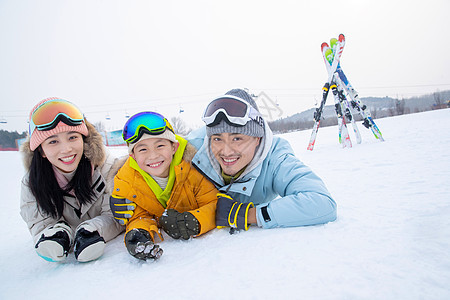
[202, 95, 262, 127]
[29, 99, 85, 135]
[123, 111, 174, 143]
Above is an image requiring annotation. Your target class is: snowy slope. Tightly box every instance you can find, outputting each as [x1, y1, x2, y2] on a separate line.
[1, 109, 449, 299]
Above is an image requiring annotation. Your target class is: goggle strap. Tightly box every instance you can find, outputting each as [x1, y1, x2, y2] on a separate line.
[36, 113, 83, 130]
[29, 114, 84, 134]
[124, 124, 172, 143]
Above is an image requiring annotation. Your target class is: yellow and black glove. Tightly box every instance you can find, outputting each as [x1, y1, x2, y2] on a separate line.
[159, 209, 200, 240]
[215, 193, 254, 231]
[109, 196, 136, 225]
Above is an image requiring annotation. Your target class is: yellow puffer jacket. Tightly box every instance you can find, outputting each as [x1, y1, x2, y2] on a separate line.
[112, 139, 218, 242]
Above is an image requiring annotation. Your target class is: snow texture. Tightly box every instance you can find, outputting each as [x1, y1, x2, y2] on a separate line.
[1, 109, 449, 299]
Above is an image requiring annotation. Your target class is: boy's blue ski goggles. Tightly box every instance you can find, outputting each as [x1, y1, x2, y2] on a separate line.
[123, 111, 174, 143]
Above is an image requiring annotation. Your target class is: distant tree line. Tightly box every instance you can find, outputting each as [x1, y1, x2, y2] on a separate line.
[268, 114, 344, 133]
[268, 91, 450, 134]
[0, 130, 26, 149]
[268, 119, 314, 133]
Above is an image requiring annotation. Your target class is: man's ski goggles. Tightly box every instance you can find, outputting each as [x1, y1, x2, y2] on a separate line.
[29, 98, 85, 135]
[123, 111, 174, 143]
[202, 95, 262, 127]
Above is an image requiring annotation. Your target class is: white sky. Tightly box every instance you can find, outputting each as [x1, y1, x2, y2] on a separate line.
[1, 0, 449, 132]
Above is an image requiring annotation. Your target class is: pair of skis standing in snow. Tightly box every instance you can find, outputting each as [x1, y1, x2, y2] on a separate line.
[307, 34, 384, 151]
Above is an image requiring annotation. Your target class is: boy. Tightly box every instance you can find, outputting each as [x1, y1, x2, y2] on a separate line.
[111, 112, 218, 260]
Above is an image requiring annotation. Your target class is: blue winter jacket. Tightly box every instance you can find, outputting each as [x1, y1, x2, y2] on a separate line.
[187, 126, 337, 229]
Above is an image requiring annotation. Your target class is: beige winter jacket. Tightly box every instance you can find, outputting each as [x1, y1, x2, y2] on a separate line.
[19, 120, 124, 244]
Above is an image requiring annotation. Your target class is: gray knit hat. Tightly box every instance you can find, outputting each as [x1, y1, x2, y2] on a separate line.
[206, 89, 264, 138]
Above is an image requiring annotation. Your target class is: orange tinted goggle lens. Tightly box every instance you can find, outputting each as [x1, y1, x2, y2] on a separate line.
[31, 100, 84, 126]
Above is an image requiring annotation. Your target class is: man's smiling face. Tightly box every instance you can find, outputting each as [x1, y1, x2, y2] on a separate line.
[210, 132, 261, 176]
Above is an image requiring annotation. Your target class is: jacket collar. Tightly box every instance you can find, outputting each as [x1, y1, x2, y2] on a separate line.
[63, 168, 106, 216]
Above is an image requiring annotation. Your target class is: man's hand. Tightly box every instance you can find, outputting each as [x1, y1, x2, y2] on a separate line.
[109, 196, 136, 225]
[158, 209, 200, 240]
[216, 193, 254, 231]
[125, 228, 163, 260]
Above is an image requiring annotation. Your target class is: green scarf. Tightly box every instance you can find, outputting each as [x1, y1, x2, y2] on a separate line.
[129, 135, 187, 208]
[222, 167, 246, 185]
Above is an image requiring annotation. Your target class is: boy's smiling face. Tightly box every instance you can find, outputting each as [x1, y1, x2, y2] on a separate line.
[131, 138, 178, 178]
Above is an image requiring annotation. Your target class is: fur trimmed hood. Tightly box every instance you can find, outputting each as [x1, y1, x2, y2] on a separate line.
[20, 119, 107, 171]
[181, 141, 197, 163]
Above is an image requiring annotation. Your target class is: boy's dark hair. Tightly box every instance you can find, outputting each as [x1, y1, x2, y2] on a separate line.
[28, 147, 95, 218]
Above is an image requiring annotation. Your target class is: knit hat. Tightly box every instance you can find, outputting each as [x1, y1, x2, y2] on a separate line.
[128, 132, 178, 154]
[206, 89, 264, 138]
[29, 97, 89, 151]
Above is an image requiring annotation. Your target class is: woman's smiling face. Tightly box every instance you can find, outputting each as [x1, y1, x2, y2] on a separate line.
[40, 131, 84, 173]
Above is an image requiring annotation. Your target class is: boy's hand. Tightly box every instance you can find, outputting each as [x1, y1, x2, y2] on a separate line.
[125, 229, 163, 260]
[109, 196, 136, 225]
[158, 209, 200, 240]
[216, 193, 254, 231]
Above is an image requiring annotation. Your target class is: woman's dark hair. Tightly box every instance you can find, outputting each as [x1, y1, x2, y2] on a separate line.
[28, 147, 95, 218]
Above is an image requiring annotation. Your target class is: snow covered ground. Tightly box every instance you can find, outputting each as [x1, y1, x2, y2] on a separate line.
[1, 109, 449, 299]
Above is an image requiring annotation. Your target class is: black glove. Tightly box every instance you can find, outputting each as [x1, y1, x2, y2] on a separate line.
[216, 193, 254, 231]
[73, 227, 105, 262]
[158, 209, 200, 240]
[109, 195, 136, 225]
[125, 228, 163, 260]
[35, 221, 73, 262]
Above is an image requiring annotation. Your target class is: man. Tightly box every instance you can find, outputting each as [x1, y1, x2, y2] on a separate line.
[111, 88, 337, 231]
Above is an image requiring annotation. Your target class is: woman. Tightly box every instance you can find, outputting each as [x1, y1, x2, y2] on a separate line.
[20, 97, 123, 262]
